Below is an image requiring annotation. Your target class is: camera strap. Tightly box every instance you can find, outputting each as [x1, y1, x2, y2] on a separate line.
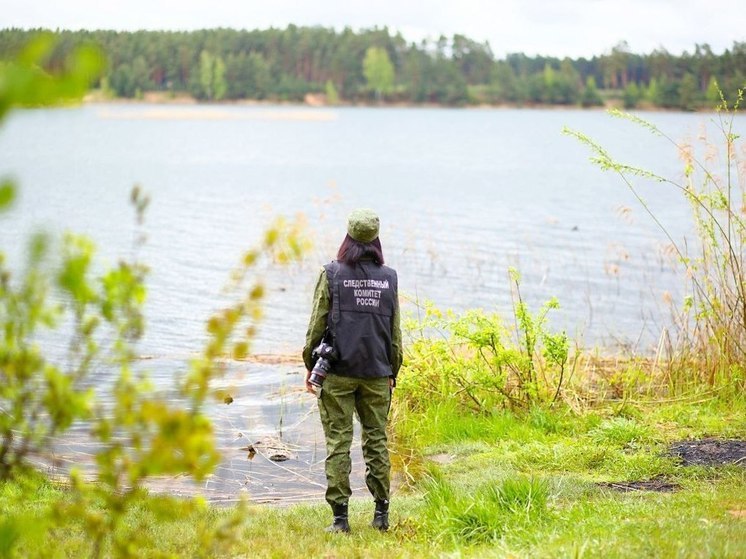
[325, 260, 341, 331]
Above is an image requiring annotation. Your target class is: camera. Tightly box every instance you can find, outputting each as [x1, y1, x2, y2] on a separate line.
[309, 341, 337, 388]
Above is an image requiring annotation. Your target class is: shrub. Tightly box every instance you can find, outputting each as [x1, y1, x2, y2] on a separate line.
[564, 91, 746, 395]
[398, 270, 573, 413]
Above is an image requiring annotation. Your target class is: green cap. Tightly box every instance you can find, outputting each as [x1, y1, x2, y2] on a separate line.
[347, 208, 380, 243]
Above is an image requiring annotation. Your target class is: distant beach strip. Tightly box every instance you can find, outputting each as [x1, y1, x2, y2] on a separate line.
[96, 107, 338, 121]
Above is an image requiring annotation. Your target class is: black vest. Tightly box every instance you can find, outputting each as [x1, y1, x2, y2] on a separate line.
[324, 260, 398, 378]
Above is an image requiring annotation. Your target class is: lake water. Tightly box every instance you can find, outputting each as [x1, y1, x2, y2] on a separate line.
[1, 103, 742, 502]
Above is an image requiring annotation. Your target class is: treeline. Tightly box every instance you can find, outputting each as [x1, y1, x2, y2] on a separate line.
[0, 27, 745, 109]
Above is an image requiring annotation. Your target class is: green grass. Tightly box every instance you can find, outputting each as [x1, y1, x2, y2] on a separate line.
[1, 397, 744, 558]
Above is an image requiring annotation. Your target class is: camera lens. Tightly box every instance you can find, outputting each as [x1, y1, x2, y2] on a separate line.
[309, 357, 331, 387]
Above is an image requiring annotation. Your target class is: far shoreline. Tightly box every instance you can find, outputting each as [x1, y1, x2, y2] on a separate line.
[81, 90, 722, 114]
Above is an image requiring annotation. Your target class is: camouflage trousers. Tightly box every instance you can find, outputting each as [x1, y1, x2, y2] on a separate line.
[317, 374, 392, 506]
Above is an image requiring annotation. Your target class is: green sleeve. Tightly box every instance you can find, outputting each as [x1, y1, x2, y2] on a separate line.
[391, 290, 403, 379]
[302, 268, 330, 370]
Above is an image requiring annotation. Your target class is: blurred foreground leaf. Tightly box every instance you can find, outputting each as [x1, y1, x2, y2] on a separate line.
[0, 32, 104, 120]
[0, 180, 14, 211]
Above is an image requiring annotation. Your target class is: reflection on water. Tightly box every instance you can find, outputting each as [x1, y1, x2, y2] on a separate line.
[3, 104, 742, 357]
[41, 359, 367, 504]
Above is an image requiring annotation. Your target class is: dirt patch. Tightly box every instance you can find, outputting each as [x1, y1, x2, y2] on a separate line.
[598, 478, 679, 492]
[427, 453, 456, 465]
[669, 439, 746, 467]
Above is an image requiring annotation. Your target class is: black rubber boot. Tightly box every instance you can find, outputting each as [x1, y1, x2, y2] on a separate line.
[371, 499, 389, 532]
[325, 502, 350, 533]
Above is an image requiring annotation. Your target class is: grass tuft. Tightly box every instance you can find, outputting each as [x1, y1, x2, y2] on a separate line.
[482, 476, 549, 515]
[590, 417, 653, 447]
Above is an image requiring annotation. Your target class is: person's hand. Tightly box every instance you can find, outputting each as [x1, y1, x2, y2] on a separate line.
[305, 370, 316, 395]
[389, 377, 394, 390]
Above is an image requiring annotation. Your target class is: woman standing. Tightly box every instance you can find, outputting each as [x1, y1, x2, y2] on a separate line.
[303, 208, 402, 533]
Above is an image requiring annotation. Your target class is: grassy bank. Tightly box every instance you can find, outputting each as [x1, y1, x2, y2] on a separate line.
[2, 396, 744, 558]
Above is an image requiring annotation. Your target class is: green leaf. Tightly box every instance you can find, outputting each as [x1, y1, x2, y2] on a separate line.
[0, 517, 21, 556]
[0, 180, 15, 211]
[17, 33, 55, 66]
[233, 341, 249, 360]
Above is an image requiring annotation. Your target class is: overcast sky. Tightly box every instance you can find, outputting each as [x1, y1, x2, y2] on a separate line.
[1, 0, 744, 59]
